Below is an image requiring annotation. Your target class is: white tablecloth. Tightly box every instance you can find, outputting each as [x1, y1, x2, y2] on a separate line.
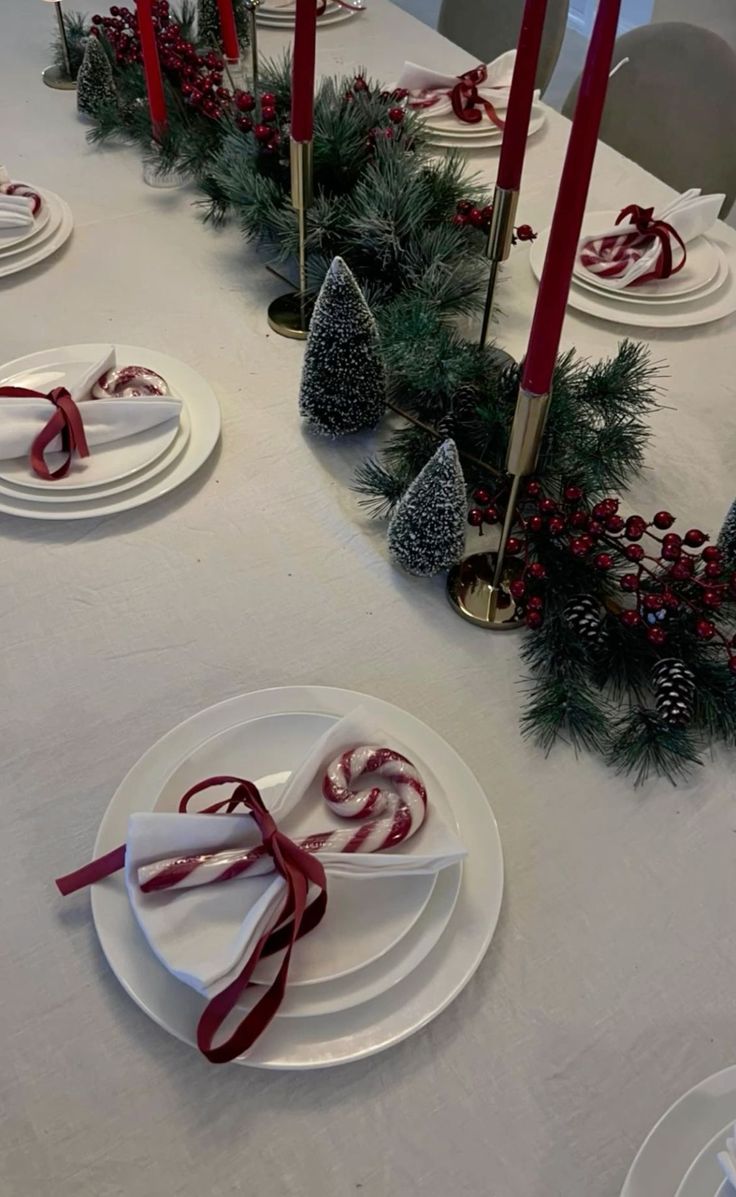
[2, 4, 736, 1195]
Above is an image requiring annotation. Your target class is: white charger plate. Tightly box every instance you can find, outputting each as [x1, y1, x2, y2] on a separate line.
[621, 1064, 736, 1196]
[0, 344, 220, 520]
[572, 250, 728, 307]
[0, 356, 181, 490]
[147, 710, 440, 988]
[530, 229, 736, 329]
[0, 188, 72, 279]
[426, 111, 546, 150]
[0, 407, 191, 503]
[0, 200, 51, 252]
[423, 103, 545, 145]
[573, 211, 721, 298]
[87, 685, 503, 1068]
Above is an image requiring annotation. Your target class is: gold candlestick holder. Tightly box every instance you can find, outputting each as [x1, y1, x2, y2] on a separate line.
[244, 0, 262, 112]
[42, 0, 76, 89]
[267, 139, 314, 340]
[447, 385, 551, 629]
[478, 185, 519, 349]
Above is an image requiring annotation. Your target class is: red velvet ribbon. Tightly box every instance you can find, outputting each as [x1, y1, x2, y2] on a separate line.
[55, 776, 327, 1064]
[410, 65, 505, 128]
[0, 384, 89, 480]
[615, 204, 687, 282]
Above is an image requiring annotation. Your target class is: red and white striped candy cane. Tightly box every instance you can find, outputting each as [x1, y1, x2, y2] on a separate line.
[1, 182, 42, 215]
[137, 745, 427, 893]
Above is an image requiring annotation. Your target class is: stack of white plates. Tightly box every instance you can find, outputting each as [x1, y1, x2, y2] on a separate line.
[0, 343, 221, 520]
[531, 210, 736, 329]
[89, 685, 504, 1068]
[621, 1065, 736, 1197]
[0, 185, 73, 279]
[257, 0, 362, 28]
[420, 100, 546, 151]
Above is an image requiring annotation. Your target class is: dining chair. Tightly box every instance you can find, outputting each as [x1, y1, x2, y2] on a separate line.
[437, 0, 569, 95]
[563, 22, 736, 215]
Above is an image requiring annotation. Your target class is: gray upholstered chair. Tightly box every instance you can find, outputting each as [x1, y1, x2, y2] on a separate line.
[437, 0, 569, 95]
[563, 22, 736, 215]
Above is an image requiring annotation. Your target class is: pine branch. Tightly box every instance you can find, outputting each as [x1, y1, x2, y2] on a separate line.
[607, 708, 703, 786]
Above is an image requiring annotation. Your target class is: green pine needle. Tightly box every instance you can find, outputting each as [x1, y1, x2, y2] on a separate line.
[607, 708, 703, 786]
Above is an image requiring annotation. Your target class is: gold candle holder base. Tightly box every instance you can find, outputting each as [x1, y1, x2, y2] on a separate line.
[447, 386, 551, 631]
[42, 64, 75, 90]
[267, 292, 314, 340]
[447, 551, 525, 629]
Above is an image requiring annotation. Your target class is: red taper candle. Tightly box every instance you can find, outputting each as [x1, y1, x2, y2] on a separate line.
[521, 0, 622, 396]
[135, 0, 167, 140]
[496, 0, 549, 191]
[291, 0, 317, 142]
[215, 0, 239, 63]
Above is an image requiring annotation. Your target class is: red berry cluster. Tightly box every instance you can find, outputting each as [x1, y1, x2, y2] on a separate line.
[234, 90, 281, 151]
[91, 2, 229, 121]
[518, 483, 736, 667]
[342, 78, 410, 150]
[452, 200, 536, 244]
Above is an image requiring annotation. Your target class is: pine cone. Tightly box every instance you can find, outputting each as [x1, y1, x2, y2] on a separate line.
[564, 595, 603, 644]
[651, 658, 695, 727]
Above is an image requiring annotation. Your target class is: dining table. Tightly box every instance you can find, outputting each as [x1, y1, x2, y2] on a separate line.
[2, 1, 736, 1194]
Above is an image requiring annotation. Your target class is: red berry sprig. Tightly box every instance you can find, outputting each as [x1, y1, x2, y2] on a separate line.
[452, 200, 536, 245]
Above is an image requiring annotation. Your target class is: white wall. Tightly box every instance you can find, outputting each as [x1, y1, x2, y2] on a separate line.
[652, 0, 736, 48]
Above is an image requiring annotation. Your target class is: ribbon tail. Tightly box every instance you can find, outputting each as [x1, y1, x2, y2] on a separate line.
[56, 843, 127, 894]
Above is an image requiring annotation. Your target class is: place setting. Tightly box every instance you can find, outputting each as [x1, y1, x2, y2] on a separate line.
[0, 343, 221, 520]
[396, 52, 546, 151]
[0, 164, 73, 280]
[54, 686, 503, 1068]
[620, 1065, 736, 1197]
[530, 189, 736, 329]
[256, 0, 364, 30]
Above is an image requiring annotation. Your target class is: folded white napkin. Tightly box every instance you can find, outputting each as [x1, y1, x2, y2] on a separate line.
[578, 190, 725, 289]
[397, 51, 535, 119]
[717, 1125, 736, 1188]
[0, 193, 33, 228]
[126, 707, 466, 998]
[0, 346, 182, 461]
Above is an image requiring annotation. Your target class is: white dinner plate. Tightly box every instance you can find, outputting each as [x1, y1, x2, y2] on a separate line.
[530, 228, 736, 329]
[0, 357, 181, 490]
[87, 686, 503, 1068]
[572, 250, 728, 308]
[0, 344, 220, 519]
[0, 200, 50, 252]
[148, 710, 440, 988]
[425, 108, 546, 150]
[423, 102, 544, 138]
[573, 211, 721, 298]
[0, 188, 72, 279]
[258, 7, 357, 23]
[620, 1064, 736, 1196]
[274, 862, 462, 1017]
[673, 1119, 735, 1197]
[0, 407, 191, 503]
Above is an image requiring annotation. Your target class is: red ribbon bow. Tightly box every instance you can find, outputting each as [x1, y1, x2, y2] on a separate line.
[615, 204, 687, 282]
[0, 384, 89, 480]
[409, 64, 505, 129]
[55, 776, 327, 1064]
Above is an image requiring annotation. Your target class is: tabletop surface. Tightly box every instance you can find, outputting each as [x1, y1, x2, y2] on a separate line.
[2, 3, 736, 1195]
